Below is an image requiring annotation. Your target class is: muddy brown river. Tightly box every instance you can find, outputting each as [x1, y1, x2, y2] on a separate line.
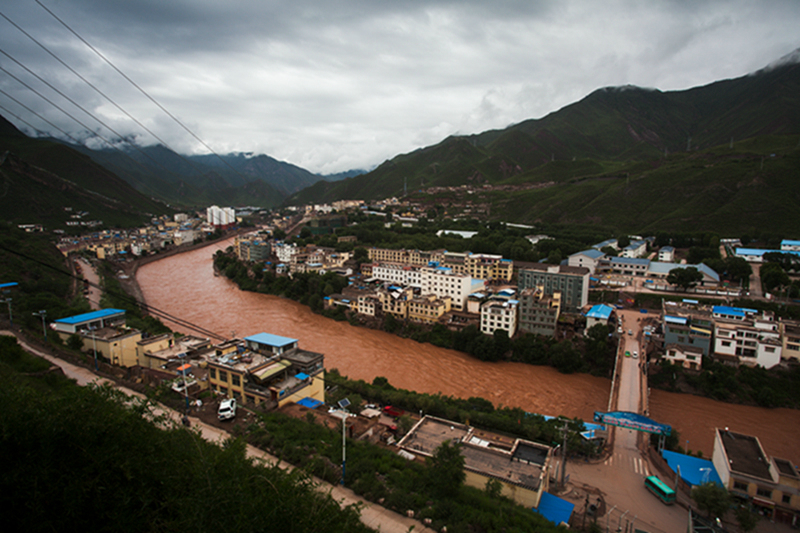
[137, 240, 800, 465]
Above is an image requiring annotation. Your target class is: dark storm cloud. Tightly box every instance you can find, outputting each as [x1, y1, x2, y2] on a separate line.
[0, 0, 797, 173]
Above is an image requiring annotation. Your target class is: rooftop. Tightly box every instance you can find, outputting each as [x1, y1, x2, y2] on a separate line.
[718, 429, 773, 482]
[244, 332, 298, 348]
[54, 308, 126, 325]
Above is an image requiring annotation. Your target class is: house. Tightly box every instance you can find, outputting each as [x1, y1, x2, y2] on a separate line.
[663, 343, 704, 370]
[661, 300, 714, 358]
[621, 240, 647, 258]
[398, 416, 552, 508]
[408, 294, 452, 324]
[585, 304, 615, 333]
[711, 306, 781, 369]
[568, 249, 606, 274]
[711, 428, 800, 525]
[780, 240, 800, 252]
[465, 253, 513, 282]
[780, 320, 800, 362]
[53, 309, 141, 367]
[658, 246, 675, 262]
[206, 333, 325, 409]
[480, 298, 518, 337]
[517, 287, 561, 337]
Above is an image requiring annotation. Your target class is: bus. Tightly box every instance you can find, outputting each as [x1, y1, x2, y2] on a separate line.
[644, 475, 676, 505]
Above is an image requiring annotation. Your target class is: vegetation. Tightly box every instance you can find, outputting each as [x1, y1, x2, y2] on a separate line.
[691, 482, 732, 519]
[649, 360, 800, 408]
[0, 335, 371, 533]
[324, 370, 598, 457]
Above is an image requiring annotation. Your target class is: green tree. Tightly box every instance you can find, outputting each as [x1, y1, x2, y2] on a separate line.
[667, 267, 703, 291]
[734, 505, 759, 532]
[427, 440, 465, 499]
[66, 333, 84, 351]
[691, 482, 731, 519]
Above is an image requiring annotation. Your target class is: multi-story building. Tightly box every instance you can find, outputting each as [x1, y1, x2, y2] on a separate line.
[597, 257, 651, 277]
[711, 306, 781, 369]
[712, 428, 800, 525]
[377, 286, 412, 319]
[206, 333, 325, 409]
[274, 242, 298, 264]
[658, 246, 675, 262]
[621, 240, 647, 258]
[235, 234, 271, 262]
[517, 263, 589, 313]
[419, 266, 485, 312]
[780, 320, 800, 362]
[408, 294, 452, 324]
[206, 205, 236, 229]
[53, 308, 142, 367]
[661, 301, 714, 358]
[480, 298, 519, 336]
[517, 287, 561, 337]
[780, 239, 800, 252]
[465, 253, 513, 282]
[663, 343, 704, 370]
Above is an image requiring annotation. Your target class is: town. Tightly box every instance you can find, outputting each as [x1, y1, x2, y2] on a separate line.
[8, 198, 797, 532]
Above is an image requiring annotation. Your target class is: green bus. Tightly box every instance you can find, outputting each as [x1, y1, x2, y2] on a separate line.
[644, 475, 676, 504]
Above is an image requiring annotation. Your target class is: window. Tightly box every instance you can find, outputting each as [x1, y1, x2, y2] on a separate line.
[783, 494, 792, 504]
[231, 374, 241, 387]
[756, 487, 772, 498]
[208, 367, 216, 379]
[733, 481, 748, 492]
[219, 386, 228, 396]
[218, 370, 228, 382]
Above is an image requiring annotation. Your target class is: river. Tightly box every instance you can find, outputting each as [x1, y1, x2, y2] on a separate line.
[137, 240, 800, 465]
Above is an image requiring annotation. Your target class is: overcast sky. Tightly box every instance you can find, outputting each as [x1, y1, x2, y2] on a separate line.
[1, 1, 798, 174]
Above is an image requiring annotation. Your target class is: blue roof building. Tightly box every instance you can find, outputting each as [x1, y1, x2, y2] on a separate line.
[53, 308, 126, 334]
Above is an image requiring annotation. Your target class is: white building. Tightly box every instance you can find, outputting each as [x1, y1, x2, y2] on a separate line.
[621, 240, 647, 258]
[206, 205, 236, 228]
[568, 249, 606, 274]
[712, 306, 782, 369]
[480, 298, 518, 337]
[371, 264, 485, 312]
[781, 239, 800, 252]
[274, 242, 298, 264]
[658, 246, 675, 262]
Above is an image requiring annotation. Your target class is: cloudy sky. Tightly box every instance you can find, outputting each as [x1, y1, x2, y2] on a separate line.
[1, 1, 798, 174]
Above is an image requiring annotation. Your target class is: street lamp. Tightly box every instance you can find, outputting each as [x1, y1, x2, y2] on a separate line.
[4, 298, 11, 325]
[88, 326, 98, 370]
[33, 310, 47, 340]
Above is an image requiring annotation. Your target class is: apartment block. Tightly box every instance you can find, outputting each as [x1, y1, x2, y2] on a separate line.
[516, 263, 589, 313]
[517, 287, 560, 337]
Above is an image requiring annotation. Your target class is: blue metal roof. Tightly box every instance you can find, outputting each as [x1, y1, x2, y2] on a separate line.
[296, 397, 323, 409]
[781, 239, 800, 246]
[533, 492, 574, 526]
[665, 315, 688, 325]
[244, 332, 297, 347]
[586, 304, 614, 320]
[574, 248, 605, 259]
[0, 282, 19, 289]
[54, 308, 126, 325]
[662, 450, 722, 487]
[713, 305, 745, 318]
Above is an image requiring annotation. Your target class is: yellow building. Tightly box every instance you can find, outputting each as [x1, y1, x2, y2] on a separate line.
[53, 308, 141, 367]
[378, 287, 411, 319]
[465, 253, 514, 282]
[408, 294, 452, 324]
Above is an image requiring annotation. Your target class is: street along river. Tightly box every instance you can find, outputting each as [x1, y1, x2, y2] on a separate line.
[137, 240, 800, 465]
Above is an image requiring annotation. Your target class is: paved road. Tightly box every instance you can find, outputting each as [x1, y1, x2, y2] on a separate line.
[0, 330, 434, 533]
[566, 311, 687, 533]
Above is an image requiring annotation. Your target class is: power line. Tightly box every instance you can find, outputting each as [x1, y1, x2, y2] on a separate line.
[0, 9, 229, 181]
[0, 242, 227, 341]
[35, 0, 254, 182]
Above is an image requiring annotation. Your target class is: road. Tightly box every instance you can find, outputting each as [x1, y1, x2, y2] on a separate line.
[566, 310, 687, 533]
[0, 330, 434, 533]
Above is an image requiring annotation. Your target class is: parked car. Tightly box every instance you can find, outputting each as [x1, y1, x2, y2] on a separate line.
[633, 351, 639, 359]
[625, 351, 631, 357]
[218, 398, 237, 421]
[628, 329, 633, 336]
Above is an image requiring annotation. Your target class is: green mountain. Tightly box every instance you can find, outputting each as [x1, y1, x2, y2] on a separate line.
[0, 117, 171, 229]
[286, 52, 800, 234]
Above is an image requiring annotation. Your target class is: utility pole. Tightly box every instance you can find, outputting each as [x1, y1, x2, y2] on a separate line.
[33, 310, 47, 340]
[559, 421, 569, 490]
[4, 297, 11, 325]
[617, 509, 628, 532]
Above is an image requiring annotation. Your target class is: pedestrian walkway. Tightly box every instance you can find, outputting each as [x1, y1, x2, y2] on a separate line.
[603, 451, 650, 477]
[1, 330, 435, 533]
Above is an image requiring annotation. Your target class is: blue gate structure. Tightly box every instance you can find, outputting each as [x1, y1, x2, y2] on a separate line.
[593, 411, 671, 450]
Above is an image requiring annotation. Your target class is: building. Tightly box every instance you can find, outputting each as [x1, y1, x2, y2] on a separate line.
[621, 240, 647, 258]
[648, 262, 720, 286]
[377, 286, 412, 319]
[711, 306, 781, 369]
[206, 205, 236, 229]
[419, 266, 485, 312]
[712, 428, 800, 525]
[517, 263, 589, 313]
[408, 294, 452, 324]
[663, 343, 704, 370]
[585, 304, 615, 333]
[235, 234, 271, 262]
[53, 309, 142, 367]
[658, 246, 675, 262]
[480, 298, 518, 336]
[780, 240, 800, 252]
[517, 287, 561, 337]
[780, 320, 800, 362]
[206, 333, 325, 409]
[598, 257, 651, 277]
[661, 300, 714, 358]
[398, 416, 552, 508]
[568, 249, 606, 274]
[465, 253, 513, 282]
[592, 238, 619, 251]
